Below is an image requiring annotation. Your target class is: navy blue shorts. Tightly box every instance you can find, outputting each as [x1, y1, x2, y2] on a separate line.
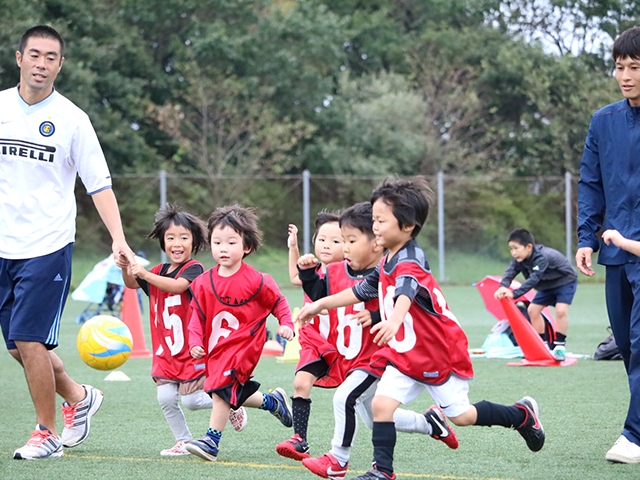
[0, 243, 73, 350]
[532, 280, 577, 306]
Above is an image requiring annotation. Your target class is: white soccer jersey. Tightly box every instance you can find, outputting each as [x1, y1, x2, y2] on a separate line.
[0, 86, 112, 259]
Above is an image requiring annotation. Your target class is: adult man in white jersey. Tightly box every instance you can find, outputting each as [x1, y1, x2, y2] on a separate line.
[0, 25, 135, 460]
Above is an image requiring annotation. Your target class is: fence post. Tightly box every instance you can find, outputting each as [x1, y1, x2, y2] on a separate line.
[159, 169, 167, 264]
[565, 171, 572, 262]
[437, 171, 445, 283]
[303, 170, 311, 254]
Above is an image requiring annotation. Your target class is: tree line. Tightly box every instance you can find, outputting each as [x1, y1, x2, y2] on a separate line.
[0, 1, 634, 255]
[2, 1, 633, 179]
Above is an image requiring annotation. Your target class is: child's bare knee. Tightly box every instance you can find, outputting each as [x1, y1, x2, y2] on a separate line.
[448, 408, 475, 426]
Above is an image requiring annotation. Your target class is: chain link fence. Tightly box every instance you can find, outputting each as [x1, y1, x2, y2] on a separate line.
[75, 172, 577, 284]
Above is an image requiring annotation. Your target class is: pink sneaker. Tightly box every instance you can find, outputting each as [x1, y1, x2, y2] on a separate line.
[61, 385, 104, 448]
[302, 452, 348, 479]
[229, 406, 248, 432]
[160, 440, 190, 456]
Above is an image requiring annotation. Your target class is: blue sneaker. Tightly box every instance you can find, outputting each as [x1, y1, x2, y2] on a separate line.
[270, 388, 293, 428]
[185, 436, 219, 462]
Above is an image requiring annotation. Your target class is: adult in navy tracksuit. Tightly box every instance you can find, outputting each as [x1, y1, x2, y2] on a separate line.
[577, 26, 640, 464]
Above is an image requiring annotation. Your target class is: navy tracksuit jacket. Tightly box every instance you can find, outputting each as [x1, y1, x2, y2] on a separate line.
[578, 98, 640, 445]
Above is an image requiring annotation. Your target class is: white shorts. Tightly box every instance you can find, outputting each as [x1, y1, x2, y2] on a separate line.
[375, 365, 470, 418]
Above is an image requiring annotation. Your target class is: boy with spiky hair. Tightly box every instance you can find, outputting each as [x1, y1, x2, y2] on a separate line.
[300, 202, 457, 480]
[298, 177, 545, 480]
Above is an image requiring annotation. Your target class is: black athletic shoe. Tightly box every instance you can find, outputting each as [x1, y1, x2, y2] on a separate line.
[349, 468, 396, 480]
[514, 396, 545, 452]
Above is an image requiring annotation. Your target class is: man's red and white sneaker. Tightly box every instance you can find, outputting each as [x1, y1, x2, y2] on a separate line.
[160, 440, 190, 456]
[424, 405, 459, 449]
[302, 452, 348, 479]
[229, 406, 248, 432]
[61, 384, 104, 447]
[13, 425, 63, 460]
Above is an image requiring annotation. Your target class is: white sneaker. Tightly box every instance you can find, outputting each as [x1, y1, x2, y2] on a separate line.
[552, 346, 566, 362]
[13, 425, 63, 460]
[161, 440, 190, 456]
[606, 435, 640, 463]
[61, 385, 104, 447]
[229, 406, 248, 432]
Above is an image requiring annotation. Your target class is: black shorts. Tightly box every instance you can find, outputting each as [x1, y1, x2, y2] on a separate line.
[209, 379, 261, 409]
[297, 358, 331, 378]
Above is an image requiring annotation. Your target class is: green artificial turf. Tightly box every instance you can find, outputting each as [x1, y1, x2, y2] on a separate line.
[0, 279, 636, 479]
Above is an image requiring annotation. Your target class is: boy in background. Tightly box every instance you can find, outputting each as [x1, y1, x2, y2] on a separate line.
[287, 211, 343, 286]
[494, 228, 578, 361]
[277, 211, 343, 460]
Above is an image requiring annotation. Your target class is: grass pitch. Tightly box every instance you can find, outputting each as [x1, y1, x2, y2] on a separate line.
[0, 282, 637, 480]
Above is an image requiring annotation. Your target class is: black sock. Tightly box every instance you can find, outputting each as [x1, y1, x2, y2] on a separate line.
[292, 397, 311, 440]
[555, 332, 566, 346]
[538, 332, 550, 348]
[372, 422, 396, 476]
[473, 400, 526, 428]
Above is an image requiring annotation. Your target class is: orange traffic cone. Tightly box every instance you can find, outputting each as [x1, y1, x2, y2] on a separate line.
[121, 287, 151, 358]
[500, 298, 576, 367]
[262, 339, 285, 357]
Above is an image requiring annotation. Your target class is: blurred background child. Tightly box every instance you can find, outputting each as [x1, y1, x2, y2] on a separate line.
[278, 211, 343, 460]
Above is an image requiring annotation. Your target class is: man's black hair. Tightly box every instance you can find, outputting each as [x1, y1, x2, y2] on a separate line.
[613, 26, 640, 61]
[19, 25, 65, 57]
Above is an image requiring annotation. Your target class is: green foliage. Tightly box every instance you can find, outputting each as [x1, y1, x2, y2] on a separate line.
[309, 72, 429, 175]
[1, 0, 629, 179]
[428, 176, 569, 261]
[2, 0, 636, 256]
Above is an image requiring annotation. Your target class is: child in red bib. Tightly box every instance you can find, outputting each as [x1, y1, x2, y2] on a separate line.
[186, 204, 295, 462]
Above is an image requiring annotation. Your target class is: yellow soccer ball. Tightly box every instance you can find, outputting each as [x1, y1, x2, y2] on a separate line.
[77, 315, 133, 371]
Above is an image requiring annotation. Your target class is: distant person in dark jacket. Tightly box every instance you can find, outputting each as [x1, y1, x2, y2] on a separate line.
[494, 228, 577, 362]
[576, 26, 640, 465]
